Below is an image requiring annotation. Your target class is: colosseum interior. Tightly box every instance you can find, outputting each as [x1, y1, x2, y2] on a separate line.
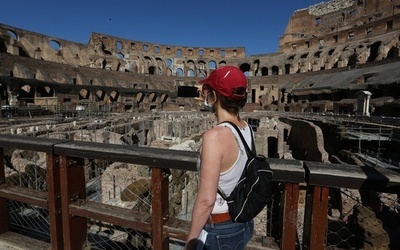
[0, 0, 400, 249]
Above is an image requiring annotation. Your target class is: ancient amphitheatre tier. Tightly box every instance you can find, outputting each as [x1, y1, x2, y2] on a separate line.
[0, 0, 400, 116]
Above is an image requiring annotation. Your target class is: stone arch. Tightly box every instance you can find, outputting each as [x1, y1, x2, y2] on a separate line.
[19, 84, 34, 104]
[79, 88, 90, 100]
[198, 60, 206, 71]
[166, 59, 173, 68]
[284, 64, 291, 74]
[176, 68, 184, 77]
[261, 67, 268, 76]
[159, 93, 169, 103]
[95, 90, 105, 101]
[187, 69, 195, 77]
[347, 53, 358, 68]
[271, 66, 279, 75]
[36, 85, 54, 97]
[218, 61, 226, 67]
[49, 40, 61, 51]
[187, 59, 195, 66]
[287, 54, 295, 60]
[199, 69, 206, 77]
[239, 63, 251, 76]
[155, 57, 163, 67]
[148, 66, 156, 75]
[186, 59, 196, 75]
[148, 93, 157, 102]
[144, 56, 154, 73]
[208, 61, 217, 69]
[7, 30, 18, 40]
[136, 92, 145, 103]
[386, 46, 399, 59]
[367, 41, 381, 62]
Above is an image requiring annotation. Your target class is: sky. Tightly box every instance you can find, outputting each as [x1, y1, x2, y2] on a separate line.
[1, 0, 325, 56]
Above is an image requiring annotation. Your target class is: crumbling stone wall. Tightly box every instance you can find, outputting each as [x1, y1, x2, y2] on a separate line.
[279, 117, 329, 162]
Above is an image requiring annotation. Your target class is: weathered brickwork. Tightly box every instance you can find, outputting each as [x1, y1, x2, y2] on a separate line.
[0, 0, 399, 117]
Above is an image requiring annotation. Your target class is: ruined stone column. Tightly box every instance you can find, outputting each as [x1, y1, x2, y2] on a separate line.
[365, 93, 371, 116]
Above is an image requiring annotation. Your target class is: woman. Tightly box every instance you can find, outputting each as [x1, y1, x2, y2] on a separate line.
[185, 66, 254, 249]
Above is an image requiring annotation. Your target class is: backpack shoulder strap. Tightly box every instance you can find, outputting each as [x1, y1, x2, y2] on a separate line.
[217, 121, 256, 200]
[219, 121, 256, 157]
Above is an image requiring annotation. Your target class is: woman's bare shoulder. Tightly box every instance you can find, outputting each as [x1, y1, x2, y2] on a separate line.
[204, 125, 231, 137]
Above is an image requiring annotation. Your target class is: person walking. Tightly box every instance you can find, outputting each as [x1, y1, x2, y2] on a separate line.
[185, 66, 254, 249]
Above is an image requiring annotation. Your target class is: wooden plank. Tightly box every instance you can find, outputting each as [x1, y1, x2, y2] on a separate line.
[0, 184, 48, 208]
[0, 134, 69, 153]
[46, 153, 63, 250]
[0, 231, 51, 250]
[53, 140, 198, 171]
[59, 156, 87, 250]
[309, 186, 329, 250]
[152, 167, 169, 250]
[69, 200, 152, 233]
[306, 161, 400, 193]
[281, 183, 299, 250]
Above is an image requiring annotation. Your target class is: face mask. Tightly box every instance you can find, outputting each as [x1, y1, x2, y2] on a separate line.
[203, 91, 216, 111]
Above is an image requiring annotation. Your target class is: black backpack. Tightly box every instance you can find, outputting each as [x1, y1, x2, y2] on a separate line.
[218, 121, 273, 222]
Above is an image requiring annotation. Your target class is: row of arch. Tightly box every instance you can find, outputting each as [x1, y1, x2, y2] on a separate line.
[1, 78, 172, 109]
[93, 34, 400, 78]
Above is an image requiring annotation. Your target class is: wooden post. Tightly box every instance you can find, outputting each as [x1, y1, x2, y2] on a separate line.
[59, 155, 87, 250]
[309, 186, 329, 250]
[46, 153, 63, 250]
[0, 148, 9, 234]
[151, 167, 169, 250]
[281, 183, 299, 250]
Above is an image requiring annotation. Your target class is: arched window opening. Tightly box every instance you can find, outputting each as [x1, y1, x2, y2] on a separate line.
[49, 40, 61, 51]
[261, 67, 268, 76]
[386, 46, 399, 59]
[272, 66, 279, 75]
[285, 64, 291, 74]
[199, 69, 206, 78]
[208, 61, 217, 69]
[116, 41, 122, 51]
[176, 68, 184, 77]
[7, 30, 18, 40]
[167, 59, 173, 68]
[367, 41, 381, 62]
[187, 69, 195, 77]
[148, 66, 156, 75]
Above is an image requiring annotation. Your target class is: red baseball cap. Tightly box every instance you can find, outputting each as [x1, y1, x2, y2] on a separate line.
[199, 66, 247, 100]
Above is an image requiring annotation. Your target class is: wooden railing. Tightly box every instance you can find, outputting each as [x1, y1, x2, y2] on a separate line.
[0, 134, 399, 249]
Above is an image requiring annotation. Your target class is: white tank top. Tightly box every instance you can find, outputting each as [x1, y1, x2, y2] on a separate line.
[196, 122, 253, 214]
